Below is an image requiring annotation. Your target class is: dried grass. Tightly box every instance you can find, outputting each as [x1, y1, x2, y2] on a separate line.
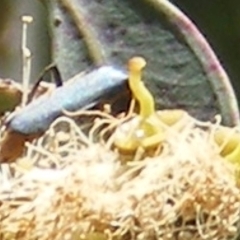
[0, 109, 240, 240]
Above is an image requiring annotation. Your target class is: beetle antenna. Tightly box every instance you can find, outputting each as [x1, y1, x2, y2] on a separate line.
[27, 64, 63, 103]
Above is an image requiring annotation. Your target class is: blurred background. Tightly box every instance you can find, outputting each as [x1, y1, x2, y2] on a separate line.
[172, 0, 240, 100]
[0, 1, 240, 102]
[0, 0, 50, 82]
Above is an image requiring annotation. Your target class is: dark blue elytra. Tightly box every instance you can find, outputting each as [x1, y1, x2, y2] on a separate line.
[8, 66, 127, 135]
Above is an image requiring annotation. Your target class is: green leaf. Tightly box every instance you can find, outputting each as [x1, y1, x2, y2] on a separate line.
[44, 0, 239, 126]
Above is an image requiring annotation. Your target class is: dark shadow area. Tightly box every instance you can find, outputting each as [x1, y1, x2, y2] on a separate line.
[171, 0, 240, 102]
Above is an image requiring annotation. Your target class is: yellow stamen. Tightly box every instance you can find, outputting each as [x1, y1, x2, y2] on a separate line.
[214, 127, 240, 155]
[114, 57, 163, 154]
[128, 57, 155, 118]
[114, 57, 188, 156]
[214, 126, 240, 185]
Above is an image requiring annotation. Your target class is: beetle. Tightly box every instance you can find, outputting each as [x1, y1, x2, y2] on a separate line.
[0, 65, 128, 163]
